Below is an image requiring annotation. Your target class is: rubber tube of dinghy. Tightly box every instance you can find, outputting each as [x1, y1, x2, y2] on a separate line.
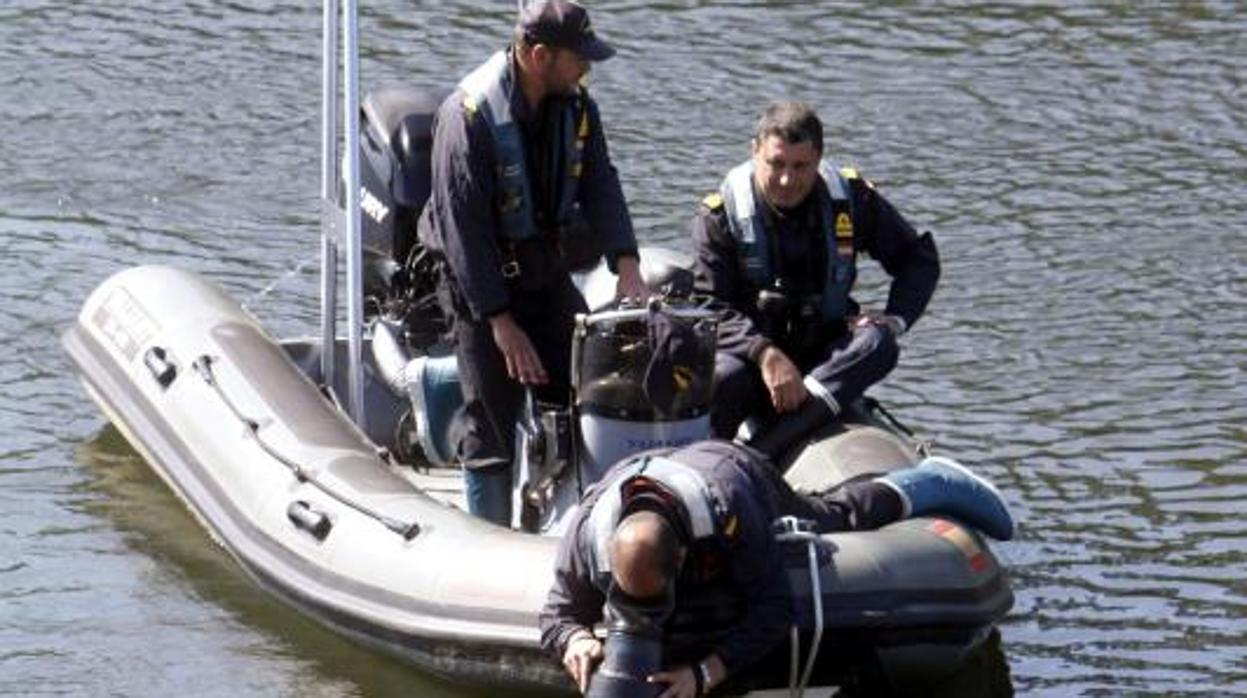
[585, 625, 663, 698]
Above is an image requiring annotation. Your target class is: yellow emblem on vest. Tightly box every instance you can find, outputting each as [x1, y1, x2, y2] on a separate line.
[838, 166, 859, 180]
[835, 212, 853, 240]
[702, 192, 724, 210]
[462, 96, 478, 115]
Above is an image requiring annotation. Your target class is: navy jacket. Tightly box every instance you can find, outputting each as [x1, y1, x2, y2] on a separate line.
[692, 175, 940, 364]
[417, 51, 638, 322]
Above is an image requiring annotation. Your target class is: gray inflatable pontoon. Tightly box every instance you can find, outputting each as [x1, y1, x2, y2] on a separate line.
[63, 264, 1011, 694]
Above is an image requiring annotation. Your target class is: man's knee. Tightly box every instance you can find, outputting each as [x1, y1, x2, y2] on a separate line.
[812, 325, 900, 384]
[870, 327, 901, 375]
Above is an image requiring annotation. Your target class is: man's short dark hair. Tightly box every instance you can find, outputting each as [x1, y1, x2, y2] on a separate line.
[754, 101, 824, 154]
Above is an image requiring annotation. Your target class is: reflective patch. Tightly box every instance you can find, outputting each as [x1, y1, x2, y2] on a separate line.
[928, 519, 991, 573]
[835, 212, 853, 239]
[702, 192, 724, 210]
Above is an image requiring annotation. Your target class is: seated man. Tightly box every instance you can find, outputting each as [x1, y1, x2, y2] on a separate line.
[539, 439, 1014, 695]
[692, 102, 940, 443]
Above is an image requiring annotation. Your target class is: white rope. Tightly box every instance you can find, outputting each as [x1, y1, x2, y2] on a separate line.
[774, 517, 827, 698]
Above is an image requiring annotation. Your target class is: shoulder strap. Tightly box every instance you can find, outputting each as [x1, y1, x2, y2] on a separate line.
[585, 455, 720, 576]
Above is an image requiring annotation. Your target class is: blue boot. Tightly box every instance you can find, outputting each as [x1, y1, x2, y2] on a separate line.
[464, 462, 513, 527]
[878, 456, 1016, 540]
[407, 355, 464, 467]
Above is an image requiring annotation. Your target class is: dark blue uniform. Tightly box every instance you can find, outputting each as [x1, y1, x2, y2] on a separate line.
[693, 175, 940, 438]
[539, 440, 900, 678]
[417, 50, 638, 523]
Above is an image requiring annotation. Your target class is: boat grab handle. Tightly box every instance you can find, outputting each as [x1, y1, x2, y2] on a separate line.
[192, 354, 422, 541]
[773, 516, 825, 698]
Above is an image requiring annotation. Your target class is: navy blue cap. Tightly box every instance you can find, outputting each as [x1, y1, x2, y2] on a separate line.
[518, 0, 616, 61]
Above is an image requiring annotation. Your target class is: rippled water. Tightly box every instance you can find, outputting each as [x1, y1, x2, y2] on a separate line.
[3, 2, 1245, 696]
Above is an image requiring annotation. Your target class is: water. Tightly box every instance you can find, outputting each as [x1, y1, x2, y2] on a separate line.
[3, 1, 1245, 696]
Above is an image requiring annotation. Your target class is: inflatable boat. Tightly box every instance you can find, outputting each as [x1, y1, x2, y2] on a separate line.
[62, 2, 1011, 694]
[63, 262, 1011, 694]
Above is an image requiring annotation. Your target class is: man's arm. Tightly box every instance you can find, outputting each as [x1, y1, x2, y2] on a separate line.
[853, 180, 940, 331]
[427, 101, 511, 321]
[691, 206, 772, 363]
[539, 514, 607, 660]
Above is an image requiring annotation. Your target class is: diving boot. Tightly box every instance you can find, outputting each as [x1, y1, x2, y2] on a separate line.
[406, 354, 464, 467]
[878, 456, 1016, 540]
[747, 379, 839, 462]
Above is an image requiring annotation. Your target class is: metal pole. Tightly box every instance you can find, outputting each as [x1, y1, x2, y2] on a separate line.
[342, 0, 366, 428]
[319, 0, 340, 394]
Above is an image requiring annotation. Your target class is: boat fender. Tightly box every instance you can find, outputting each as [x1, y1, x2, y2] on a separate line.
[287, 500, 333, 541]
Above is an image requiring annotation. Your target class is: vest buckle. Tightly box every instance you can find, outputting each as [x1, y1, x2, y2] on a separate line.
[500, 260, 521, 279]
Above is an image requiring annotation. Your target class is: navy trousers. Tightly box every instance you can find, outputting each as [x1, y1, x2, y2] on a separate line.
[710, 323, 900, 439]
[441, 271, 587, 526]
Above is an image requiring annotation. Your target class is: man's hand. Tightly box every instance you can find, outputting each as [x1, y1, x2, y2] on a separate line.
[648, 655, 725, 698]
[614, 255, 649, 303]
[647, 665, 698, 698]
[758, 345, 808, 414]
[851, 310, 905, 337]
[489, 311, 548, 385]
[562, 629, 603, 694]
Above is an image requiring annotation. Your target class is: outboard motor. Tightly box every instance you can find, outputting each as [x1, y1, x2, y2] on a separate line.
[515, 302, 717, 534]
[358, 85, 451, 350]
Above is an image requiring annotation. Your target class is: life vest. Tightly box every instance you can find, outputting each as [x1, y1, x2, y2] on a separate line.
[583, 454, 729, 590]
[718, 160, 859, 322]
[458, 50, 588, 242]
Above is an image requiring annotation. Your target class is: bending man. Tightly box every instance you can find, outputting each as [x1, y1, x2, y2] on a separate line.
[539, 439, 1014, 696]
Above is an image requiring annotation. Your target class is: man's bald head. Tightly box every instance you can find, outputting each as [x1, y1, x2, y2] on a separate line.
[609, 510, 682, 599]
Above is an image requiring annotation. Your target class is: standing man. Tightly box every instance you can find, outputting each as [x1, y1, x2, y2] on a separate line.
[693, 102, 940, 443]
[539, 439, 1015, 695]
[418, 0, 648, 525]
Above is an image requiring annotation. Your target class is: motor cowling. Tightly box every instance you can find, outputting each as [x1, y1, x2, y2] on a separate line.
[572, 304, 718, 485]
[358, 85, 451, 349]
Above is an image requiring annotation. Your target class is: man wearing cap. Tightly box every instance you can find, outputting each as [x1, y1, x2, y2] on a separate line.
[418, 0, 647, 525]
[539, 439, 1015, 696]
[693, 102, 940, 449]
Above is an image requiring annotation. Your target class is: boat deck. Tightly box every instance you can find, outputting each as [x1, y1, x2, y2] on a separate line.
[394, 462, 467, 511]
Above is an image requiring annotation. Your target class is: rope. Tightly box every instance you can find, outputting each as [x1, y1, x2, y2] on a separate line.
[774, 517, 826, 698]
[864, 397, 932, 458]
[193, 355, 421, 540]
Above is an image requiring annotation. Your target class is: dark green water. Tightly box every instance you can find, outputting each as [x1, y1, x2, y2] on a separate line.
[2, 2, 1244, 696]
